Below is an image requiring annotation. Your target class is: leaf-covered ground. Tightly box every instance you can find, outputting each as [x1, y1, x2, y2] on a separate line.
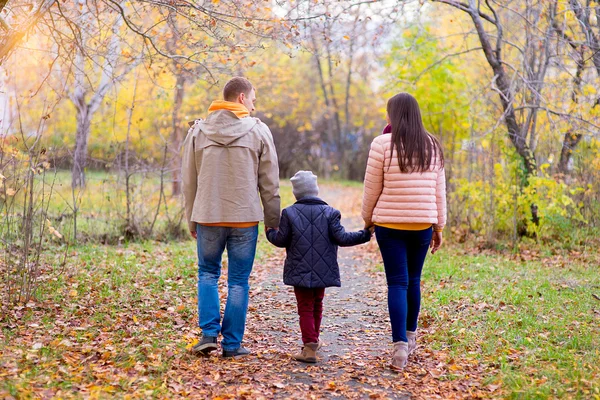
[1, 183, 599, 399]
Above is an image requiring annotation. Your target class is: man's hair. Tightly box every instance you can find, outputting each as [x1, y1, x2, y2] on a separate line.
[223, 77, 254, 101]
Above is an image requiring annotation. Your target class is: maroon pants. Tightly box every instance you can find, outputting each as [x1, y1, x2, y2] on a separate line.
[294, 287, 325, 344]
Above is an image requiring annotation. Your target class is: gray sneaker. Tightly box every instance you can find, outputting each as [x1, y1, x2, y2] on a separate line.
[222, 346, 250, 358]
[191, 336, 217, 356]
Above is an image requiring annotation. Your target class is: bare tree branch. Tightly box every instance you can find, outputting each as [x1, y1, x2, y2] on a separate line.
[432, 0, 496, 24]
[569, 0, 600, 75]
[0, 0, 57, 64]
[514, 104, 600, 131]
[412, 46, 483, 83]
[105, 0, 216, 82]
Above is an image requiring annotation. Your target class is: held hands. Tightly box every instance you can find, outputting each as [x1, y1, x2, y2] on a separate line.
[430, 231, 442, 254]
[364, 222, 375, 236]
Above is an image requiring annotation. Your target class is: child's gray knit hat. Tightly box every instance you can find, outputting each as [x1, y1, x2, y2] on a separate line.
[290, 170, 319, 200]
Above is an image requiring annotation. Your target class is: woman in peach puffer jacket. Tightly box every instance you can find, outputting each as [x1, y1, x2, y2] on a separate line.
[362, 93, 446, 371]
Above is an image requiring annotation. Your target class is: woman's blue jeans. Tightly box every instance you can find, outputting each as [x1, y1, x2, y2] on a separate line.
[196, 224, 258, 351]
[375, 226, 432, 343]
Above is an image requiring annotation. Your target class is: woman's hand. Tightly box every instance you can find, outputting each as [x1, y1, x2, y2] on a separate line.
[430, 231, 442, 254]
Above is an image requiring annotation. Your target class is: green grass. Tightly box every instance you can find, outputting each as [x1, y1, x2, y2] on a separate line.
[419, 249, 600, 399]
[0, 240, 197, 395]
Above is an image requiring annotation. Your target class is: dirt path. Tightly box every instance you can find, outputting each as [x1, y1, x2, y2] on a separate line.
[247, 243, 411, 399]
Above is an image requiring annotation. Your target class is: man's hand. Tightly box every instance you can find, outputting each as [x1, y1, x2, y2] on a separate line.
[190, 230, 197, 239]
[430, 231, 443, 254]
[265, 226, 278, 234]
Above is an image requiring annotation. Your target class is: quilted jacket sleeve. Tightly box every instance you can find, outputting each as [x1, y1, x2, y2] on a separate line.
[329, 209, 371, 247]
[434, 166, 447, 230]
[266, 208, 291, 248]
[362, 138, 384, 226]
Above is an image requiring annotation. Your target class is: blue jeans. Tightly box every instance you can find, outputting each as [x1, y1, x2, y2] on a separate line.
[375, 226, 432, 343]
[196, 224, 258, 351]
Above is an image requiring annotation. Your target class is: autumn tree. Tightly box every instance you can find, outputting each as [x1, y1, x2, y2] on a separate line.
[278, 0, 400, 178]
[427, 0, 600, 223]
[68, 1, 141, 188]
[551, 0, 600, 175]
[2, 0, 306, 189]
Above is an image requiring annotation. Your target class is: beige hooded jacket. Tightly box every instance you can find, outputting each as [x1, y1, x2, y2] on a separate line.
[182, 110, 281, 231]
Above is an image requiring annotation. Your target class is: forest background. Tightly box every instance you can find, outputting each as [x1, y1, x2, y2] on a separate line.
[1, 1, 600, 398]
[2, 0, 599, 247]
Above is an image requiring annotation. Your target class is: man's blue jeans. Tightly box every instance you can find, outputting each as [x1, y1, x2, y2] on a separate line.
[375, 226, 432, 343]
[196, 224, 258, 351]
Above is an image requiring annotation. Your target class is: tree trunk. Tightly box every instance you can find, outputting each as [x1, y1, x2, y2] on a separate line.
[569, 0, 600, 76]
[551, 9, 596, 178]
[68, 1, 132, 190]
[557, 44, 586, 178]
[0, 64, 12, 133]
[171, 73, 186, 196]
[461, 0, 539, 224]
[72, 107, 91, 188]
[490, 72, 538, 177]
[325, 41, 342, 150]
[558, 131, 583, 176]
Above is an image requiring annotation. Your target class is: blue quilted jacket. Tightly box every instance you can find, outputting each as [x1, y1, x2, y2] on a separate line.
[266, 197, 371, 288]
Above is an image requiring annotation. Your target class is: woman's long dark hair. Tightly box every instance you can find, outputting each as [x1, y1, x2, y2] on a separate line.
[387, 93, 444, 173]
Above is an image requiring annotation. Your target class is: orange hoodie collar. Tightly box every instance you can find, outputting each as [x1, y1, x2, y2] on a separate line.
[208, 100, 249, 119]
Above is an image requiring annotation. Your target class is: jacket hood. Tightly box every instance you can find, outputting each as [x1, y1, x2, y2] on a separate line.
[196, 110, 259, 145]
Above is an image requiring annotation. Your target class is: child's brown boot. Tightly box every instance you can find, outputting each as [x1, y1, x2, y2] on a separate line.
[316, 339, 325, 351]
[293, 342, 318, 363]
[390, 341, 408, 371]
[406, 330, 417, 355]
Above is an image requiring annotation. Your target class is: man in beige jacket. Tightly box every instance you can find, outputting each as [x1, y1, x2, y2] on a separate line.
[182, 77, 280, 358]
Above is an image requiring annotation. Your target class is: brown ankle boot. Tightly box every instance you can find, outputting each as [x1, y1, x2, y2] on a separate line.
[391, 341, 408, 371]
[316, 339, 325, 351]
[293, 342, 318, 363]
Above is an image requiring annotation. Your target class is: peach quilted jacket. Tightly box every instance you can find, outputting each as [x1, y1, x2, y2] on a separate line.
[362, 134, 447, 229]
